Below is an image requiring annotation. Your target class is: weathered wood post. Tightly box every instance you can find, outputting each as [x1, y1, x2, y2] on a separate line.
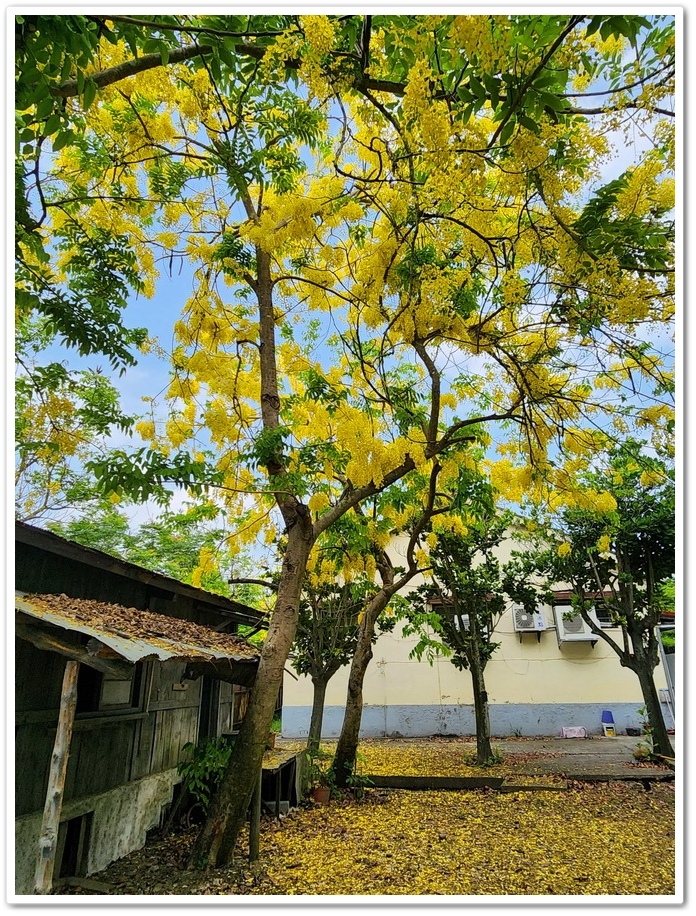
[248, 766, 262, 862]
[33, 659, 79, 894]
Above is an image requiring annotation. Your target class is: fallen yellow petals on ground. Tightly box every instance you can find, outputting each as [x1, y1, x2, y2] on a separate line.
[59, 781, 675, 897]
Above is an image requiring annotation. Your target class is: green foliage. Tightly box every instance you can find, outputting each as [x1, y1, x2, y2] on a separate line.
[538, 441, 674, 623]
[87, 448, 223, 504]
[292, 581, 363, 680]
[343, 751, 374, 799]
[660, 630, 675, 651]
[15, 313, 137, 522]
[178, 737, 234, 813]
[632, 707, 656, 760]
[248, 427, 292, 472]
[402, 507, 526, 673]
[573, 173, 674, 272]
[463, 747, 504, 767]
[305, 747, 335, 789]
[517, 441, 674, 754]
[47, 499, 263, 601]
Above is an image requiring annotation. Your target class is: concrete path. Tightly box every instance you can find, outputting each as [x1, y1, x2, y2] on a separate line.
[488, 735, 674, 782]
[344, 734, 677, 784]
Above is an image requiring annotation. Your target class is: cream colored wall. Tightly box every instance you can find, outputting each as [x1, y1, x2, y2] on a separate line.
[283, 530, 667, 711]
[284, 601, 667, 710]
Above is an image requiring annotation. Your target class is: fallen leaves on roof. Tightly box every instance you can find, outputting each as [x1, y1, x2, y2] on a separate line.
[20, 593, 259, 659]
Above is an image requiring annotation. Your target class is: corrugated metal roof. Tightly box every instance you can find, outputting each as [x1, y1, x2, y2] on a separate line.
[16, 593, 260, 667]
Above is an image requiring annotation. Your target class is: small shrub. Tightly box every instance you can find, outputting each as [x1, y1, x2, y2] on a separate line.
[633, 706, 655, 761]
[345, 751, 374, 799]
[464, 747, 504, 767]
[178, 736, 233, 813]
[305, 747, 335, 791]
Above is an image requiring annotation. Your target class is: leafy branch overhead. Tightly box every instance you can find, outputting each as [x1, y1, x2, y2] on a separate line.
[15, 12, 675, 866]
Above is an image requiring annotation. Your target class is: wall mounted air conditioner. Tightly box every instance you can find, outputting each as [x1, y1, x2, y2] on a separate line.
[512, 605, 546, 633]
[553, 604, 599, 645]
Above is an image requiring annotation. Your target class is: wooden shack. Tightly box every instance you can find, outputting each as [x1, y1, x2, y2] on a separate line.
[14, 521, 267, 894]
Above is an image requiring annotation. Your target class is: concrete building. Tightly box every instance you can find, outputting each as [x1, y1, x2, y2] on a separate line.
[282, 534, 674, 740]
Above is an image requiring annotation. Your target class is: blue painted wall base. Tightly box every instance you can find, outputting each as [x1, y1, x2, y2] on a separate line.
[282, 702, 674, 739]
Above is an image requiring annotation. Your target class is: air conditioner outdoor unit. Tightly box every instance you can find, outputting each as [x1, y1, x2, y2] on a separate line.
[553, 605, 599, 644]
[453, 614, 470, 632]
[512, 605, 546, 633]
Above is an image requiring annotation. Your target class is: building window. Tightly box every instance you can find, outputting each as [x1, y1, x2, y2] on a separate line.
[594, 605, 617, 627]
[76, 662, 147, 715]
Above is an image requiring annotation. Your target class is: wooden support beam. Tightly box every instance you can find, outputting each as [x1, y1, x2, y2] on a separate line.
[183, 660, 258, 688]
[33, 659, 79, 895]
[15, 615, 133, 678]
[249, 767, 262, 863]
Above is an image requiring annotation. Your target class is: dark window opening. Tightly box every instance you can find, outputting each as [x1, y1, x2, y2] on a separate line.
[76, 662, 146, 716]
[57, 813, 92, 879]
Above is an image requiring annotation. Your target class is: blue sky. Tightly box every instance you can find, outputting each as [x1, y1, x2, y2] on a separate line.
[8, 7, 682, 533]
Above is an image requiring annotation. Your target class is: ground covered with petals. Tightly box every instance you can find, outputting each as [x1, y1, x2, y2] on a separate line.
[55, 744, 675, 898]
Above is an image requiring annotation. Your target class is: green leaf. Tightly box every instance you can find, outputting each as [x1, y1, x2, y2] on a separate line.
[518, 113, 539, 133]
[83, 78, 97, 111]
[469, 74, 486, 102]
[51, 131, 72, 151]
[44, 113, 63, 136]
[538, 91, 566, 113]
[35, 96, 54, 120]
[498, 120, 516, 146]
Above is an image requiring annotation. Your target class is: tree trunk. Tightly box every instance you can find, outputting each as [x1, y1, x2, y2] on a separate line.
[469, 645, 493, 764]
[332, 588, 393, 787]
[332, 627, 372, 787]
[187, 522, 313, 867]
[307, 675, 329, 755]
[629, 649, 674, 758]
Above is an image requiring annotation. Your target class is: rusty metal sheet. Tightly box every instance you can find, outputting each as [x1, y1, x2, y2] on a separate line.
[15, 593, 260, 667]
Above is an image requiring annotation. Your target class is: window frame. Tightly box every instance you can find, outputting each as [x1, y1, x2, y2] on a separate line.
[75, 661, 151, 719]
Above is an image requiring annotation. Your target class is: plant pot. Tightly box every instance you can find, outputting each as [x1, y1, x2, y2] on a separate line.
[626, 726, 642, 737]
[266, 732, 276, 750]
[311, 785, 331, 805]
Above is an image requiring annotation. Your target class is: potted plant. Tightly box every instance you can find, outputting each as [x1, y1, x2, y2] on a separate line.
[266, 713, 282, 750]
[305, 748, 334, 804]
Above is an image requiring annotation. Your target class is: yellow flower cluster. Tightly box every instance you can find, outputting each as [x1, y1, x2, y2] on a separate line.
[615, 159, 672, 219]
[500, 273, 527, 306]
[241, 176, 346, 254]
[191, 546, 218, 589]
[488, 459, 533, 502]
[295, 16, 339, 99]
[431, 515, 469, 537]
[165, 417, 193, 448]
[308, 492, 331, 514]
[596, 534, 612, 554]
[449, 16, 507, 72]
[639, 468, 664, 488]
[135, 419, 156, 442]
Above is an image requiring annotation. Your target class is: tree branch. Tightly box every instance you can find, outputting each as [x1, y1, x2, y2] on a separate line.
[228, 577, 278, 592]
[53, 44, 213, 98]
